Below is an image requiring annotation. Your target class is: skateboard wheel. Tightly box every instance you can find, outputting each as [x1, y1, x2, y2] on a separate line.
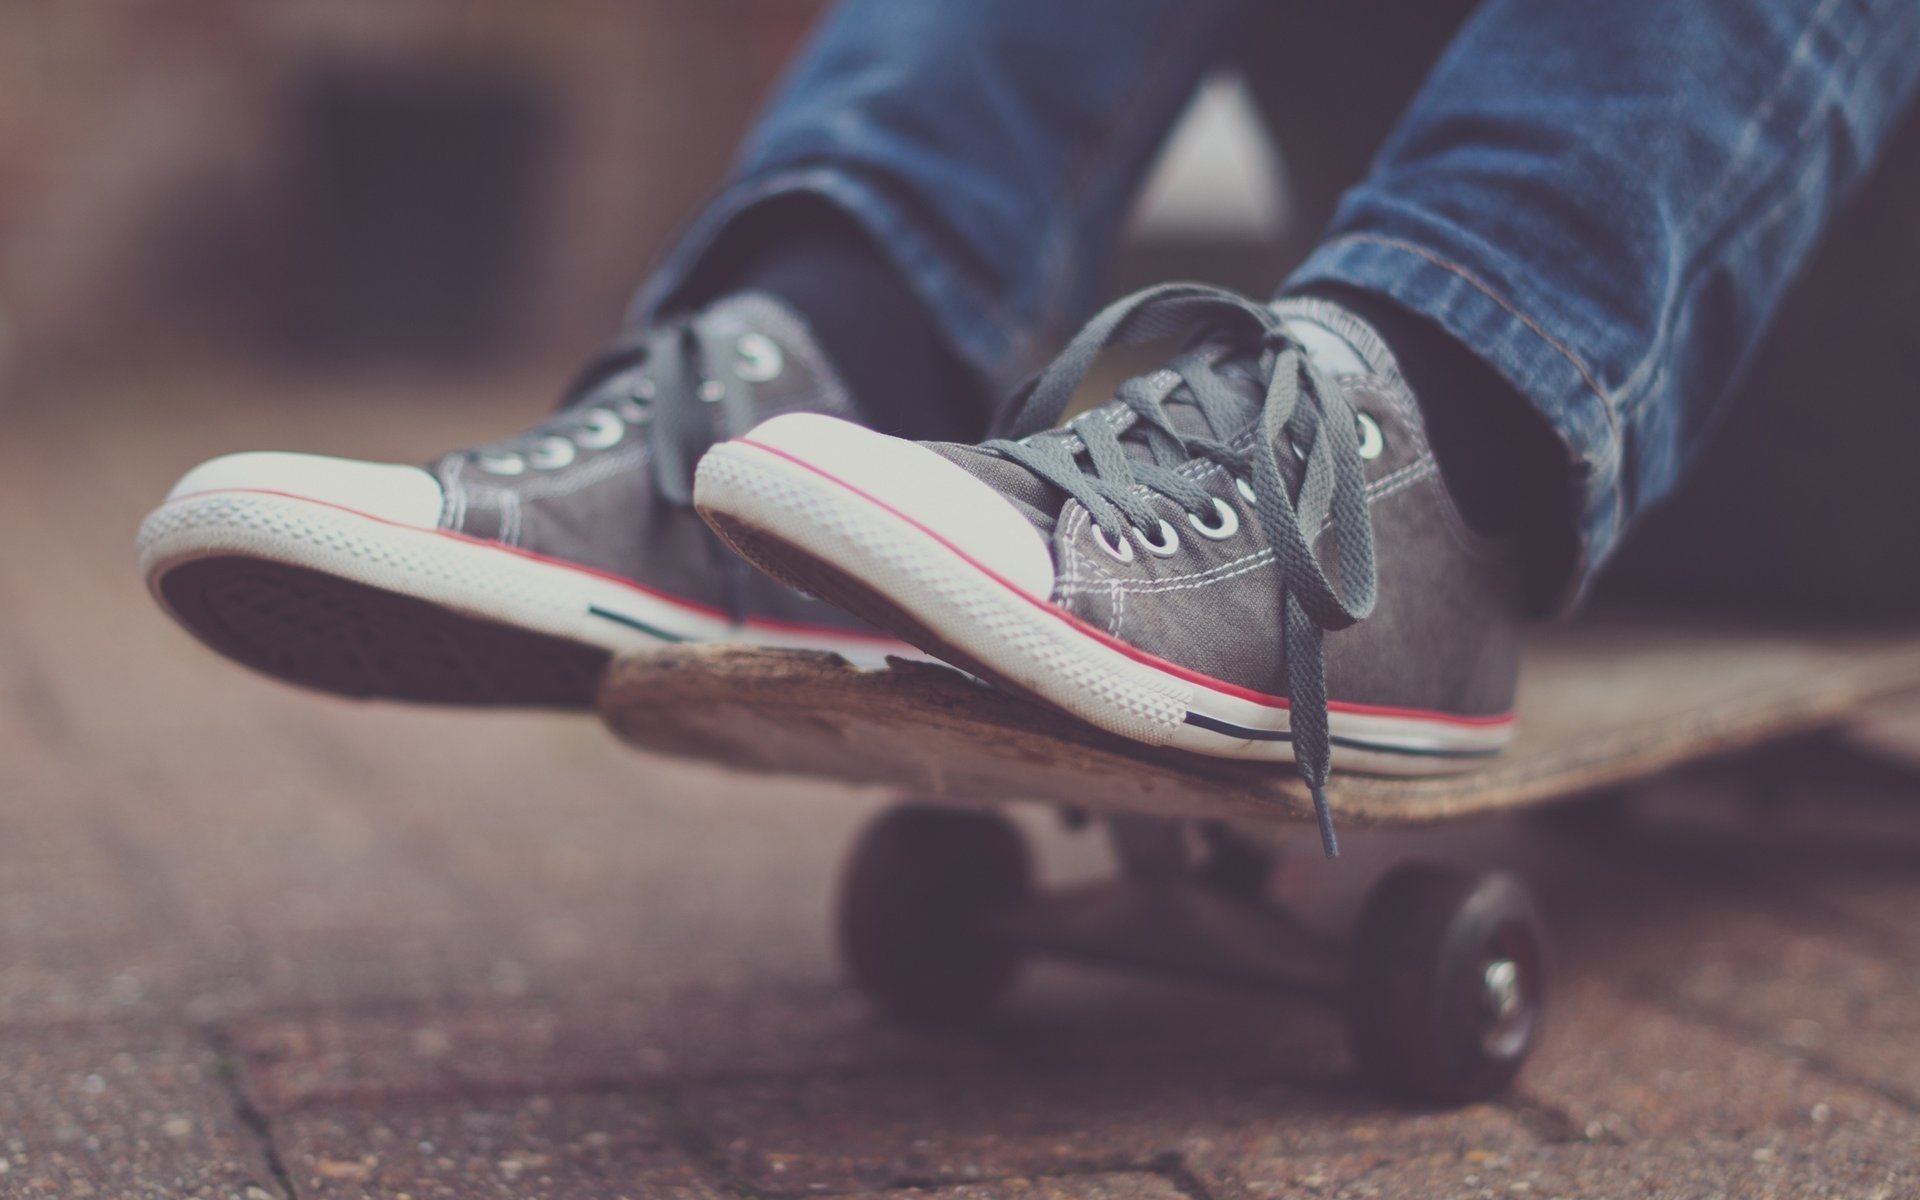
[1345, 863, 1546, 1105]
[837, 803, 1031, 1026]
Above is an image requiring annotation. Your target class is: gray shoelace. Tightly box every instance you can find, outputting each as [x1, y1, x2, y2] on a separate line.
[982, 282, 1378, 856]
[466, 314, 763, 617]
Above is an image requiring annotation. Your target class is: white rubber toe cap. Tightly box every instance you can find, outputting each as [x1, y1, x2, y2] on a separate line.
[726, 413, 1057, 599]
[166, 452, 445, 529]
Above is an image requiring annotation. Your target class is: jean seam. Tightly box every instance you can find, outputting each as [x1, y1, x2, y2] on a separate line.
[1319, 232, 1613, 410]
[1289, 231, 1624, 604]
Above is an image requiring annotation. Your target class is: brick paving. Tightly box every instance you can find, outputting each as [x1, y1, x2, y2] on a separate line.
[3, 372, 1920, 1198]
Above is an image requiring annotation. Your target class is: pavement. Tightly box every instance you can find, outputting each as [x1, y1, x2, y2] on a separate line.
[3, 369, 1920, 1199]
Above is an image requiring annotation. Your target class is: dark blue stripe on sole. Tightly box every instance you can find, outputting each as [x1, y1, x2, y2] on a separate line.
[1182, 710, 1504, 759]
[1183, 711, 1292, 742]
[588, 605, 688, 643]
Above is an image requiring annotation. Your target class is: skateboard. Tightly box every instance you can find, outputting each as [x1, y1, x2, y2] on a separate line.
[599, 616, 1920, 1103]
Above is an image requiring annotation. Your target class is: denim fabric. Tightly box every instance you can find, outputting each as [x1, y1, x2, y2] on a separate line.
[642, 0, 1920, 599]
[635, 0, 1247, 394]
[1284, 0, 1920, 600]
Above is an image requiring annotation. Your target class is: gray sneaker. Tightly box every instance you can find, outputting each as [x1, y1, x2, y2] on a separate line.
[694, 284, 1525, 852]
[138, 294, 910, 706]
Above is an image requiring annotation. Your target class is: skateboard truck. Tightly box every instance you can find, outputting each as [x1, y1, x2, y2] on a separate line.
[601, 628, 1920, 1106]
[836, 802, 1547, 1105]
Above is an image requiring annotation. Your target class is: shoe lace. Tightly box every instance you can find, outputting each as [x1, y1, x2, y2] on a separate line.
[463, 313, 771, 618]
[982, 282, 1378, 856]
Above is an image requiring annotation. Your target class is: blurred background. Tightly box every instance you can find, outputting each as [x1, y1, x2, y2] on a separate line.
[1, 2, 831, 390]
[2, 8, 1920, 1196]
[0, 0, 1303, 397]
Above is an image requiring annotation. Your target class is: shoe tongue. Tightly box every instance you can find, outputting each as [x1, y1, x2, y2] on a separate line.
[692, 290, 803, 348]
[1268, 295, 1400, 379]
[1122, 304, 1392, 471]
[1123, 343, 1265, 459]
[935, 306, 1386, 542]
[925, 343, 1269, 539]
[572, 291, 858, 422]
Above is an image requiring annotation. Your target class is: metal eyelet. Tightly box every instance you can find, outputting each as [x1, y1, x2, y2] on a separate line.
[1187, 496, 1239, 540]
[1356, 411, 1385, 460]
[1135, 518, 1181, 557]
[631, 377, 657, 401]
[527, 436, 577, 470]
[476, 453, 527, 477]
[1090, 524, 1135, 563]
[697, 379, 725, 403]
[575, 409, 625, 450]
[734, 333, 784, 383]
[1234, 477, 1257, 504]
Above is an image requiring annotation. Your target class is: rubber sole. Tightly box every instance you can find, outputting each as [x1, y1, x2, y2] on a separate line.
[156, 555, 613, 705]
[140, 487, 911, 707]
[695, 438, 1513, 774]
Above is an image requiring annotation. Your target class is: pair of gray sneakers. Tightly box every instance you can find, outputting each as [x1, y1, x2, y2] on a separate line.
[140, 283, 1523, 846]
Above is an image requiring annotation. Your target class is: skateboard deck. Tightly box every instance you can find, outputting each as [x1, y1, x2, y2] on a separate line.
[598, 618, 1920, 828]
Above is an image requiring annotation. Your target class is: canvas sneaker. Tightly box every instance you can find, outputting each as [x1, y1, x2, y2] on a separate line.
[693, 284, 1526, 852]
[137, 293, 912, 707]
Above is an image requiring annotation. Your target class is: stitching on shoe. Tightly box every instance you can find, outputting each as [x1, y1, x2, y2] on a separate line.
[499, 492, 522, 547]
[437, 458, 469, 531]
[1053, 451, 1438, 596]
[1367, 455, 1437, 500]
[1059, 544, 1264, 592]
[1060, 546, 1275, 596]
[488, 444, 650, 503]
[1064, 549, 1281, 598]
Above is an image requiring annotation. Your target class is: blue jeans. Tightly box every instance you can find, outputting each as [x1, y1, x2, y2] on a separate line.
[639, 0, 1920, 602]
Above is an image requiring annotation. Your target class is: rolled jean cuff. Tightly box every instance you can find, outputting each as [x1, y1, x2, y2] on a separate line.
[631, 165, 1045, 397]
[1284, 230, 1625, 609]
